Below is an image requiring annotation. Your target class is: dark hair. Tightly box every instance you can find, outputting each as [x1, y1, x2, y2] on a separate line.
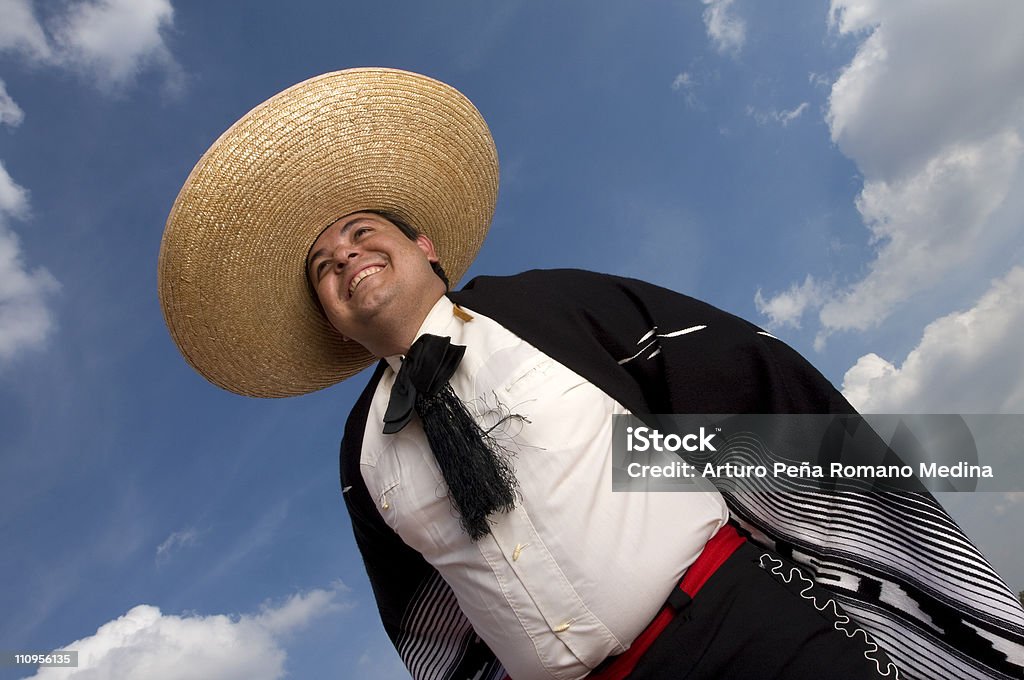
[367, 210, 450, 291]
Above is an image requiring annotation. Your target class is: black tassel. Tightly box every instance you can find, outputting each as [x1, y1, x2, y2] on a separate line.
[416, 383, 518, 540]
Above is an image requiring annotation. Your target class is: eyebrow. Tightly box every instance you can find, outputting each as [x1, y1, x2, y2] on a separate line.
[306, 216, 372, 275]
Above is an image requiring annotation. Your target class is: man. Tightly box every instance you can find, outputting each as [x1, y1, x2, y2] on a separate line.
[159, 69, 1024, 679]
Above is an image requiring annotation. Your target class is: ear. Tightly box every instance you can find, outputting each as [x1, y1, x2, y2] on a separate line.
[415, 234, 440, 263]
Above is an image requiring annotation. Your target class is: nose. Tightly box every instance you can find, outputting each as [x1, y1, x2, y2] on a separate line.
[332, 243, 360, 270]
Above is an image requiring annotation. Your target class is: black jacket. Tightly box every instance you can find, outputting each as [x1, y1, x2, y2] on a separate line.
[340, 269, 1024, 680]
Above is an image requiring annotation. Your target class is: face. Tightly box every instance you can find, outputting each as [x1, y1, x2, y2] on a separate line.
[306, 212, 443, 351]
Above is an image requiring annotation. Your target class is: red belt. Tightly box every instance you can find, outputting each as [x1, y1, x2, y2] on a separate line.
[586, 523, 746, 680]
[499, 524, 745, 680]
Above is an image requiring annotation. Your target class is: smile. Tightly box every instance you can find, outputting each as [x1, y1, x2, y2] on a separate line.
[349, 265, 385, 297]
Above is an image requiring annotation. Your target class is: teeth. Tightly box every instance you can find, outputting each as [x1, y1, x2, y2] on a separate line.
[349, 266, 384, 296]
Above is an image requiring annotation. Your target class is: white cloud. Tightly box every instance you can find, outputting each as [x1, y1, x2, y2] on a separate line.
[994, 492, 1024, 517]
[0, 0, 53, 61]
[0, 1, 182, 364]
[0, 161, 29, 216]
[808, 71, 831, 89]
[0, 162, 59, 362]
[746, 101, 810, 127]
[51, 0, 183, 94]
[760, 0, 1024, 341]
[702, 0, 746, 56]
[819, 130, 1023, 337]
[841, 266, 1024, 413]
[827, 0, 1024, 180]
[252, 582, 352, 635]
[670, 71, 699, 107]
[0, 0, 182, 94]
[25, 583, 352, 680]
[671, 71, 694, 91]
[776, 102, 809, 126]
[755, 274, 829, 328]
[155, 527, 199, 563]
[0, 79, 26, 127]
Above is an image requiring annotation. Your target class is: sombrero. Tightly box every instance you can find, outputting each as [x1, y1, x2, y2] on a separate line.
[158, 68, 499, 398]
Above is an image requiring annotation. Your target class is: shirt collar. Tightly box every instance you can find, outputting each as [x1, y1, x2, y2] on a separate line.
[384, 296, 460, 372]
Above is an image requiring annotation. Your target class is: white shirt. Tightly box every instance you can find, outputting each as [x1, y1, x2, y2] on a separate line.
[360, 297, 728, 680]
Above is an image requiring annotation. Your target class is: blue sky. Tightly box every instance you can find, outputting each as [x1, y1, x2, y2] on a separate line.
[1, 1, 1022, 678]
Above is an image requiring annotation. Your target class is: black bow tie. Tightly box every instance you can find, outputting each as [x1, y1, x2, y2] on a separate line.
[382, 334, 466, 434]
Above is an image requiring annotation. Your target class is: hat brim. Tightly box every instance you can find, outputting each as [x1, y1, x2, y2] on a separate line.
[158, 68, 498, 397]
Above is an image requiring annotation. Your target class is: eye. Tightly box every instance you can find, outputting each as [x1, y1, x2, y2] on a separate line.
[354, 226, 371, 239]
[314, 259, 330, 280]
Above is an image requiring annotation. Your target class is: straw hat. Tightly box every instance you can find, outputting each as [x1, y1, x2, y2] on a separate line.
[158, 68, 499, 397]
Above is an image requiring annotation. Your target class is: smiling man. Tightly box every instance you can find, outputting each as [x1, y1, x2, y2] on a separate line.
[159, 69, 1024, 680]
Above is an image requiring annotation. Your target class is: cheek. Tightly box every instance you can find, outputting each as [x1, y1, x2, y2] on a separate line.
[322, 304, 351, 337]
[313, 280, 346, 323]
[317, 273, 345, 300]
[311, 280, 329, 308]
